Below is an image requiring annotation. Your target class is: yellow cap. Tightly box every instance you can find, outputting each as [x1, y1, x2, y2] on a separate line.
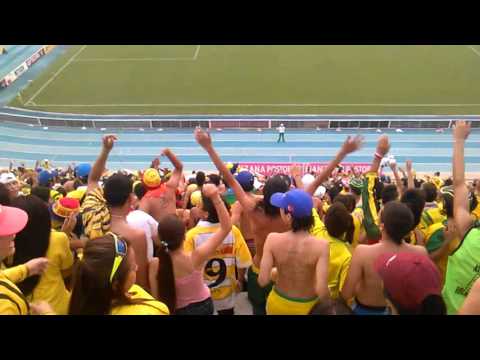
[143, 168, 162, 189]
[66, 188, 86, 201]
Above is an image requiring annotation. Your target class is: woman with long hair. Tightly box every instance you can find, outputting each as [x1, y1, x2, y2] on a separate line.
[69, 233, 169, 315]
[10, 195, 74, 315]
[148, 184, 232, 315]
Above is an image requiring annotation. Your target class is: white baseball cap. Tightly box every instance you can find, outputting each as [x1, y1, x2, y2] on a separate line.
[314, 186, 326, 199]
[0, 172, 17, 184]
[301, 174, 315, 187]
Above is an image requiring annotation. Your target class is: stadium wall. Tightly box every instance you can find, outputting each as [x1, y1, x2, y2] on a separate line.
[0, 46, 55, 89]
[0, 107, 479, 129]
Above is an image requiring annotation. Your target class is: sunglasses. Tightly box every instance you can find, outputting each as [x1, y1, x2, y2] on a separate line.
[108, 232, 128, 283]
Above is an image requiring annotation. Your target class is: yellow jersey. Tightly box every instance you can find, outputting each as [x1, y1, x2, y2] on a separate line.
[184, 221, 252, 311]
[110, 284, 169, 315]
[311, 209, 352, 299]
[0, 271, 29, 315]
[425, 221, 461, 286]
[351, 206, 365, 249]
[26, 231, 74, 315]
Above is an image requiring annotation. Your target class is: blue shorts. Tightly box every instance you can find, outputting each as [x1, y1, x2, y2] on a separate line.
[351, 299, 389, 315]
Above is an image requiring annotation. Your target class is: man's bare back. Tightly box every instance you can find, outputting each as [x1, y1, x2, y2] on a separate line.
[247, 201, 290, 267]
[268, 231, 329, 298]
[344, 240, 427, 307]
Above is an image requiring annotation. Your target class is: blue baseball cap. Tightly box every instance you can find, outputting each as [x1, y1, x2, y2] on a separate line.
[38, 170, 53, 186]
[75, 163, 91, 178]
[235, 171, 254, 191]
[270, 189, 313, 219]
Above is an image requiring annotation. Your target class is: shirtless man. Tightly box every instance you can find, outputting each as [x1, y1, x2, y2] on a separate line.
[230, 171, 258, 256]
[341, 201, 427, 315]
[195, 127, 290, 315]
[258, 189, 330, 315]
[139, 148, 183, 222]
[87, 135, 149, 290]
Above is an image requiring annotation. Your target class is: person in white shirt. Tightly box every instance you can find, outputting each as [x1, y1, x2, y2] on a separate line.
[126, 182, 159, 261]
[277, 124, 286, 143]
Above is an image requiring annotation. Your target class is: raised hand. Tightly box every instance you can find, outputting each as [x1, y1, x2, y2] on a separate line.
[202, 183, 219, 198]
[341, 135, 364, 155]
[194, 127, 212, 149]
[453, 120, 471, 141]
[389, 159, 397, 171]
[406, 160, 413, 173]
[290, 164, 302, 178]
[376, 135, 390, 157]
[102, 135, 118, 151]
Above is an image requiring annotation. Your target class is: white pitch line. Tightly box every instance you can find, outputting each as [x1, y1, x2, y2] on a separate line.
[193, 45, 201, 60]
[468, 45, 480, 58]
[26, 45, 87, 104]
[74, 57, 195, 62]
[30, 103, 480, 107]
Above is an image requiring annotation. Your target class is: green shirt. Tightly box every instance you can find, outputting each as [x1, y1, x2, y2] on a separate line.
[442, 222, 480, 314]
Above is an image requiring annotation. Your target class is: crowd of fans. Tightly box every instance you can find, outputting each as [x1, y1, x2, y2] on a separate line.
[1, 121, 480, 315]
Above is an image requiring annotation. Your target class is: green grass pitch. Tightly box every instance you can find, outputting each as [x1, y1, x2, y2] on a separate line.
[10, 45, 480, 115]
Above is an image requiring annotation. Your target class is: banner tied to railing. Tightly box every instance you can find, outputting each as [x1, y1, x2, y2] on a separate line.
[238, 162, 371, 176]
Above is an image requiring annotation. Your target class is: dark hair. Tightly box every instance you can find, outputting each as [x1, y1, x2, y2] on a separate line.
[201, 193, 229, 224]
[422, 183, 438, 203]
[374, 179, 384, 212]
[133, 182, 147, 200]
[291, 214, 315, 233]
[333, 194, 356, 213]
[380, 201, 414, 244]
[73, 179, 83, 190]
[309, 298, 353, 315]
[324, 203, 354, 244]
[31, 186, 50, 204]
[381, 185, 399, 205]
[155, 215, 186, 314]
[327, 182, 343, 203]
[56, 187, 67, 197]
[196, 171, 206, 188]
[260, 175, 290, 217]
[0, 183, 10, 205]
[443, 178, 453, 187]
[68, 234, 132, 315]
[207, 174, 221, 187]
[442, 192, 454, 218]
[350, 186, 362, 196]
[10, 195, 51, 296]
[104, 174, 132, 207]
[385, 291, 446, 315]
[400, 189, 426, 228]
[434, 172, 440, 177]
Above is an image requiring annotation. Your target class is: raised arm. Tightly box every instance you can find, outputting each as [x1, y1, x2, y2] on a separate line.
[406, 160, 415, 189]
[362, 135, 390, 242]
[163, 148, 183, 191]
[290, 164, 303, 189]
[195, 127, 257, 212]
[191, 184, 232, 269]
[369, 135, 390, 174]
[88, 135, 117, 192]
[389, 160, 404, 195]
[452, 121, 473, 238]
[306, 135, 364, 196]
